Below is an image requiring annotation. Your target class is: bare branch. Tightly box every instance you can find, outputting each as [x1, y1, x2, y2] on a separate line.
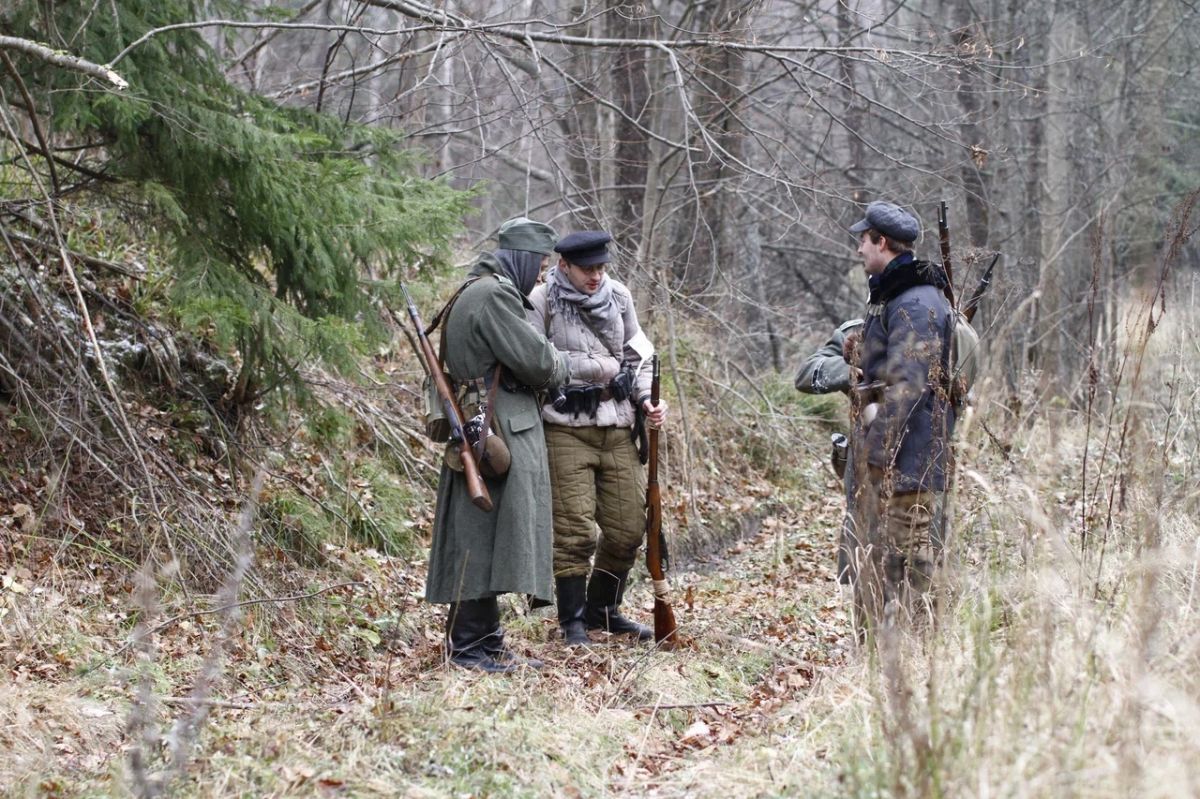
[0, 35, 128, 89]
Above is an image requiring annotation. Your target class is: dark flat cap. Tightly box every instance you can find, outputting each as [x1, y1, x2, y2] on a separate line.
[848, 201, 920, 243]
[554, 230, 612, 267]
[498, 216, 558, 255]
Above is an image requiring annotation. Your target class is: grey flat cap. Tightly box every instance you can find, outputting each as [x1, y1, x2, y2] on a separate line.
[498, 216, 558, 255]
[848, 201, 920, 243]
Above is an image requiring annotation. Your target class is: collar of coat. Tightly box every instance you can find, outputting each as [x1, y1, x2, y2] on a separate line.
[469, 254, 535, 310]
[867, 253, 949, 305]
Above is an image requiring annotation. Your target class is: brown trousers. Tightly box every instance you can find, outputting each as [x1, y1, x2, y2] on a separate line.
[851, 466, 940, 633]
[545, 424, 646, 579]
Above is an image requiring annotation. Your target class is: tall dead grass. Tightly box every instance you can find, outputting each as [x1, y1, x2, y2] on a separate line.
[815, 245, 1200, 797]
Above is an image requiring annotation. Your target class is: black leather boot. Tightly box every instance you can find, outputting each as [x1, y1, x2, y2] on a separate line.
[477, 598, 544, 669]
[446, 599, 520, 673]
[556, 576, 591, 646]
[585, 570, 652, 640]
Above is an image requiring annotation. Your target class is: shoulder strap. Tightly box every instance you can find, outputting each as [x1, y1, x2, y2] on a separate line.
[428, 277, 479, 333]
[431, 277, 480, 370]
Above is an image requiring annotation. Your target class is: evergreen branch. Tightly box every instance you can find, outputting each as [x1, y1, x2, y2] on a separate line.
[0, 35, 128, 89]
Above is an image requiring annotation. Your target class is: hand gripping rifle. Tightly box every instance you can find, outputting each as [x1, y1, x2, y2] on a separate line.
[399, 283, 493, 512]
[644, 355, 679, 647]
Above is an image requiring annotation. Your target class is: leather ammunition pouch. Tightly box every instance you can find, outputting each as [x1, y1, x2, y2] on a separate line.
[424, 375, 452, 442]
[548, 384, 613, 418]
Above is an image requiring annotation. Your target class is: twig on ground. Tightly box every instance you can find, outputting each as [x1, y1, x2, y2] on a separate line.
[709, 632, 817, 671]
[160, 697, 283, 710]
[636, 700, 734, 711]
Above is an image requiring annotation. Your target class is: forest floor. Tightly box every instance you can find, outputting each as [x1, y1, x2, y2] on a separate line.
[6, 289, 1200, 799]
[2, 453, 865, 798]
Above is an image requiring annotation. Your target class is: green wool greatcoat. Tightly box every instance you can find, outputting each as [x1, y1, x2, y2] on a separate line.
[424, 255, 569, 605]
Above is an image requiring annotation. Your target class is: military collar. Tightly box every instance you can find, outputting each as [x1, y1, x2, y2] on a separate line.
[469, 254, 534, 309]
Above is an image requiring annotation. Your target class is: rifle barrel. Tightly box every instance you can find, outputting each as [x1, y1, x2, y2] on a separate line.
[400, 283, 492, 512]
[962, 253, 1001, 323]
[643, 355, 679, 647]
[938, 201, 957, 308]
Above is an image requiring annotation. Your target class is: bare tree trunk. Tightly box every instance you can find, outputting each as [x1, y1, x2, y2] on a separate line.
[838, 1, 865, 204]
[951, 3, 991, 248]
[608, 1, 654, 249]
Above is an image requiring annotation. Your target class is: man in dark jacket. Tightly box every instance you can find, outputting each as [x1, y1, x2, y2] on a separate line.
[847, 201, 956, 634]
[426, 217, 570, 673]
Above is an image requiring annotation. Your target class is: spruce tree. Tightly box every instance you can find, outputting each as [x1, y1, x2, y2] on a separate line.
[2, 1, 470, 409]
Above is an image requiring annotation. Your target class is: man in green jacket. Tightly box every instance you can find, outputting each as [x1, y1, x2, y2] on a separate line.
[425, 217, 570, 673]
[794, 319, 863, 395]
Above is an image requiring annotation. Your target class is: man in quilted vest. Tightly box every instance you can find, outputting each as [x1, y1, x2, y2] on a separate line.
[528, 231, 669, 646]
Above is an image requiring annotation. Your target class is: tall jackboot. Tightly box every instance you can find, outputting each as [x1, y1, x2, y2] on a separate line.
[585, 570, 652, 640]
[477, 598, 544, 669]
[556, 576, 591, 646]
[446, 599, 520, 673]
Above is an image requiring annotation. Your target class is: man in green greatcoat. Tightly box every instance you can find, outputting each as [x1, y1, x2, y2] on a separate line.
[425, 217, 570, 673]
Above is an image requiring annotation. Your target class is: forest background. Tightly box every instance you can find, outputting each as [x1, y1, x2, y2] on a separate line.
[1, 1, 1198, 797]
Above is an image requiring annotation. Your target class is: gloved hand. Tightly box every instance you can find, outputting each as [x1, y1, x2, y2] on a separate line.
[608, 364, 636, 403]
[548, 386, 568, 413]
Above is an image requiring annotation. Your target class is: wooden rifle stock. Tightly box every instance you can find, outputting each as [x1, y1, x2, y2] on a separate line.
[938, 201, 957, 308]
[644, 355, 679, 647]
[399, 283, 492, 512]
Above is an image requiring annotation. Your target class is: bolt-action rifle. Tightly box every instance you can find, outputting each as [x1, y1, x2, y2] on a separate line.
[644, 355, 679, 647]
[939, 202, 1002, 322]
[938, 200, 957, 309]
[961, 253, 1000, 324]
[399, 283, 493, 512]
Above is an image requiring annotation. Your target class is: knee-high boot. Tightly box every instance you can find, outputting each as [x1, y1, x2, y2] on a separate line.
[585, 570, 651, 640]
[555, 576, 591, 646]
[446, 599, 522, 673]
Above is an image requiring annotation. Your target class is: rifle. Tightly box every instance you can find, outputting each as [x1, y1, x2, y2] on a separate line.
[399, 282, 493, 512]
[937, 201, 957, 308]
[961, 253, 1000, 324]
[643, 355, 679, 647]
